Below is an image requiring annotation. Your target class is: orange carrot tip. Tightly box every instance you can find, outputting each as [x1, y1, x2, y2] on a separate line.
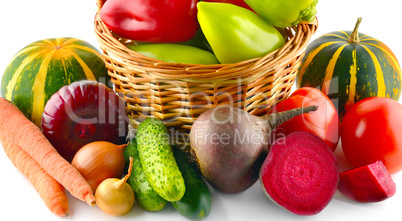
[0, 134, 70, 217]
[87, 195, 96, 207]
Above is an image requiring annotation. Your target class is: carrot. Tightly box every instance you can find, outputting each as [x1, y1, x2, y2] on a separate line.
[0, 98, 95, 206]
[0, 134, 69, 216]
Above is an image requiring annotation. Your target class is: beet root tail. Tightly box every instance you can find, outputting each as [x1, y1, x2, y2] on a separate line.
[264, 105, 318, 131]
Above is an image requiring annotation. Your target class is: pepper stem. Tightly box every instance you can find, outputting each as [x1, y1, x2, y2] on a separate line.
[294, 0, 319, 26]
[348, 17, 362, 44]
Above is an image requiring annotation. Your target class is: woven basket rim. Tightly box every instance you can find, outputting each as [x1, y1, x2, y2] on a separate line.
[94, 0, 318, 83]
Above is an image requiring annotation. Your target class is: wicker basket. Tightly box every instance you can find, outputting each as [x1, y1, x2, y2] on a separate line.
[94, 0, 318, 148]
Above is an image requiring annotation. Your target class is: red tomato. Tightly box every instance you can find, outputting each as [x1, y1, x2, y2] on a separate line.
[341, 97, 402, 174]
[269, 87, 340, 151]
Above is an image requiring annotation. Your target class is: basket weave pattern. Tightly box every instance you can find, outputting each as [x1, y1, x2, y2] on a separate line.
[94, 0, 318, 147]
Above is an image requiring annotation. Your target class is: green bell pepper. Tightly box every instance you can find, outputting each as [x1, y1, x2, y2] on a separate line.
[127, 43, 219, 65]
[244, 0, 318, 28]
[197, 2, 285, 64]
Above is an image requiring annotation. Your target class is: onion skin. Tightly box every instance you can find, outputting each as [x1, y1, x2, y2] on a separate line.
[41, 80, 128, 162]
[95, 157, 135, 216]
[95, 178, 135, 216]
[71, 141, 127, 192]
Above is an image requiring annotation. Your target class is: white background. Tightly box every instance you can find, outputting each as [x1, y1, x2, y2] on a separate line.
[1, 0, 402, 220]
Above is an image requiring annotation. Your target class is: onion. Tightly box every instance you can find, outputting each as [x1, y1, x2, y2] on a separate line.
[41, 80, 128, 162]
[95, 157, 135, 216]
[71, 141, 127, 192]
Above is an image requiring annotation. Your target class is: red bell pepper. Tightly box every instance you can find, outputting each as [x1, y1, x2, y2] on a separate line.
[203, 0, 254, 11]
[100, 0, 199, 43]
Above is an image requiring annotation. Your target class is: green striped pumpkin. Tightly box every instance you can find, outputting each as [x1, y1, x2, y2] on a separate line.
[1, 37, 109, 126]
[297, 18, 401, 119]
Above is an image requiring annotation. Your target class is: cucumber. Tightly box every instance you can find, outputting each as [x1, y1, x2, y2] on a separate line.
[124, 138, 167, 211]
[172, 147, 212, 220]
[135, 117, 186, 202]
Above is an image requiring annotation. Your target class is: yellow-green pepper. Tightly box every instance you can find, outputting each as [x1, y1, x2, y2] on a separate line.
[179, 29, 213, 53]
[197, 2, 285, 64]
[127, 43, 219, 65]
[244, 0, 318, 28]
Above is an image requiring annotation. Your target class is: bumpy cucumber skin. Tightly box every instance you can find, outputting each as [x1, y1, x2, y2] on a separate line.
[136, 118, 186, 202]
[124, 138, 167, 211]
[172, 148, 212, 220]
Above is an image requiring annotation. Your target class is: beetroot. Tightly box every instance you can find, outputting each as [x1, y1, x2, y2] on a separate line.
[338, 161, 396, 203]
[259, 132, 339, 216]
[41, 80, 128, 162]
[190, 105, 317, 193]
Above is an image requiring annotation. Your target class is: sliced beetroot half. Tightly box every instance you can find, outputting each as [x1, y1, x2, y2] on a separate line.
[259, 131, 339, 216]
[338, 161, 396, 203]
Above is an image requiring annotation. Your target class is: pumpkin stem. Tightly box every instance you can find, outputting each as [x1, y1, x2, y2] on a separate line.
[349, 17, 362, 44]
